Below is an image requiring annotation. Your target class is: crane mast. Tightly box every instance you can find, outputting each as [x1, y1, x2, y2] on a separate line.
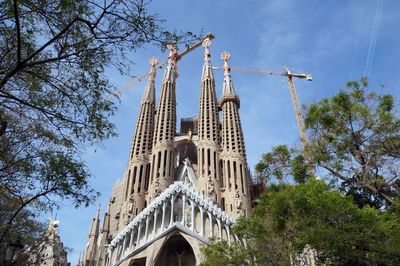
[285, 67, 309, 151]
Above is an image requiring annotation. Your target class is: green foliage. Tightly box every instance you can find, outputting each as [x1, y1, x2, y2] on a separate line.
[0, 0, 199, 248]
[255, 145, 311, 184]
[213, 78, 400, 265]
[200, 240, 257, 266]
[304, 77, 400, 206]
[202, 180, 400, 265]
[0, 188, 46, 262]
[263, 180, 400, 265]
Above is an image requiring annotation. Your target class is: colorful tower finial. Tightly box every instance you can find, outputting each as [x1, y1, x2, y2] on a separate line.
[203, 38, 212, 62]
[201, 38, 214, 79]
[220, 51, 239, 105]
[149, 57, 158, 67]
[221, 51, 231, 74]
[164, 44, 178, 79]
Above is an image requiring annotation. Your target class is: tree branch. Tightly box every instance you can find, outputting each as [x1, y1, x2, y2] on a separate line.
[12, 0, 21, 65]
[0, 185, 57, 243]
[0, 17, 96, 89]
[0, 90, 84, 126]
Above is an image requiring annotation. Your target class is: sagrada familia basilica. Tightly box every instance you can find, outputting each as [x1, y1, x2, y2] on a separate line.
[79, 38, 259, 266]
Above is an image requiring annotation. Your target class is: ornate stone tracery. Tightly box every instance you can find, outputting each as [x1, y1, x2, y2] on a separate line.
[106, 181, 235, 266]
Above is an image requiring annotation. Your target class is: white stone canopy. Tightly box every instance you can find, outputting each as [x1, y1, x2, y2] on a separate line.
[107, 177, 235, 265]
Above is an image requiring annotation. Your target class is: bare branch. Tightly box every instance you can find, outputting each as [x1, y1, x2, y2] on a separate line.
[12, 0, 21, 64]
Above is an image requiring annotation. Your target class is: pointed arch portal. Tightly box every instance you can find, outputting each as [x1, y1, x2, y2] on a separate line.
[128, 257, 146, 266]
[155, 234, 196, 266]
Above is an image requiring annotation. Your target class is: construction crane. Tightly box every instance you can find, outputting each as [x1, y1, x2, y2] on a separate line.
[107, 33, 215, 100]
[108, 39, 313, 169]
[284, 67, 312, 151]
[213, 65, 312, 151]
[213, 65, 316, 176]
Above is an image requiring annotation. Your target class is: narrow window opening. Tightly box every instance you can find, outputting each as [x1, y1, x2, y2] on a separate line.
[240, 164, 244, 194]
[131, 167, 137, 194]
[169, 150, 173, 177]
[125, 169, 131, 199]
[234, 161, 238, 189]
[157, 151, 161, 170]
[138, 165, 143, 193]
[220, 160, 224, 187]
[145, 163, 150, 191]
[213, 151, 217, 179]
[151, 155, 155, 182]
[202, 148, 205, 175]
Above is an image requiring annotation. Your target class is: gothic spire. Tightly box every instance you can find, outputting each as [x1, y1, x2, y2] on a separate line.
[101, 203, 111, 234]
[219, 51, 250, 218]
[163, 44, 178, 82]
[197, 38, 221, 201]
[150, 44, 178, 197]
[88, 206, 100, 237]
[129, 58, 157, 161]
[220, 51, 240, 107]
[141, 57, 157, 104]
[153, 44, 177, 147]
[122, 57, 158, 227]
[201, 38, 214, 80]
[83, 206, 100, 264]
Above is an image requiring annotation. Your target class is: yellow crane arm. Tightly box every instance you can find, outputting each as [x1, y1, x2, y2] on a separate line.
[107, 33, 215, 100]
[213, 65, 312, 152]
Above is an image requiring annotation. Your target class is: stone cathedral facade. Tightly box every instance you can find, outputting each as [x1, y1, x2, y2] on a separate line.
[80, 40, 256, 266]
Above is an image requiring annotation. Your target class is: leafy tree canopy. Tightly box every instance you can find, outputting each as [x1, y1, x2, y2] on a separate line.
[305, 77, 400, 207]
[202, 79, 400, 265]
[255, 145, 310, 184]
[256, 78, 400, 208]
[201, 179, 400, 265]
[0, 0, 198, 247]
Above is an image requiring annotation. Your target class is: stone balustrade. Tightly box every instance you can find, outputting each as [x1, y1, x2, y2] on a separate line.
[106, 181, 235, 266]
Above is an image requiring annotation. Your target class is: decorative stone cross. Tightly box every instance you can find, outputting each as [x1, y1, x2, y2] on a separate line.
[202, 38, 211, 62]
[221, 51, 231, 73]
[149, 57, 158, 67]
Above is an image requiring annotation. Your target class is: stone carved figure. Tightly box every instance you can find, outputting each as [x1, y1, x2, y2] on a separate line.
[207, 175, 215, 197]
[235, 190, 243, 214]
[154, 180, 161, 197]
[187, 129, 192, 140]
[128, 196, 136, 214]
[185, 202, 192, 227]
[176, 152, 180, 167]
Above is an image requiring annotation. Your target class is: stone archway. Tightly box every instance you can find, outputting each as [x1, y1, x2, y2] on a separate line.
[128, 257, 146, 266]
[154, 233, 196, 266]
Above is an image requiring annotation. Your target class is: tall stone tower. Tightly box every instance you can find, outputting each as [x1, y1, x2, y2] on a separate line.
[81, 40, 254, 266]
[148, 45, 177, 200]
[119, 58, 157, 228]
[197, 39, 221, 203]
[219, 52, 251, 218]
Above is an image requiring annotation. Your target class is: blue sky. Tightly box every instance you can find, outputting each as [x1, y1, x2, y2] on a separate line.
[55, 0, 400, 263]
